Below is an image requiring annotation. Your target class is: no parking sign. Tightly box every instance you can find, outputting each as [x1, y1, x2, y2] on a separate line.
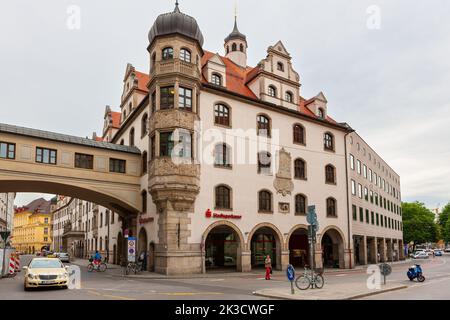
[127, 237, 136, 262]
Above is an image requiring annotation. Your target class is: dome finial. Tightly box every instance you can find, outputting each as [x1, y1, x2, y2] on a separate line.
[174, 0, 180, 13]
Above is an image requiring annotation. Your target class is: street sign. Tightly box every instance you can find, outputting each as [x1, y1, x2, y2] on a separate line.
[127, 237, 136, 262]
[307, 205, 318, 226]
[379, 263, 392, 285]
[0, 231, 10, 241]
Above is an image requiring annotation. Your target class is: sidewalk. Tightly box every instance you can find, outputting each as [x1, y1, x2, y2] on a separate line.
[253, 281, 408, 300]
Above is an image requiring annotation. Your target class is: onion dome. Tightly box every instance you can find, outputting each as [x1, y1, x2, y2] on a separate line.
[148, 2, 204, 47]
[224, 17, 246, 43]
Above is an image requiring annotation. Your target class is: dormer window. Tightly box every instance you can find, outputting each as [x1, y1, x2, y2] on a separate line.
[277, 62, 284, 71]
[285, 91, 293, 103]
[211, 73, 222, 86]
[268, 86, 277, 98]
[318, 108, 325, 119]
[162, 47, 174, 60]
[179, 48, 191, 63]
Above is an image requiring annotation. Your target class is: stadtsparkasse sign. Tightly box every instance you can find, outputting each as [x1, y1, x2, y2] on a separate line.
[205, 209, 241, 219]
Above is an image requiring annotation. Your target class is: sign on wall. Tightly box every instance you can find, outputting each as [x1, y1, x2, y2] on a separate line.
[127, 237, 136, 262]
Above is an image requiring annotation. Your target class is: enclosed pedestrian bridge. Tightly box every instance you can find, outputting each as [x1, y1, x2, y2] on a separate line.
[0, 123, 142, 215]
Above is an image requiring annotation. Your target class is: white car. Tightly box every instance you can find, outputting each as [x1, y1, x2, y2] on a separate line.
[413, 251, 429, 259]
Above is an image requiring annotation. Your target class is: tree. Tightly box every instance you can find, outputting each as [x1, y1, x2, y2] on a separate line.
[438, 202, 450, 228]
[443, 219, 450, 244]
[402, 202, 438, 250]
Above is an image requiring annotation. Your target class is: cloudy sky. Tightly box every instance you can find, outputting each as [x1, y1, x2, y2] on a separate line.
[1, 0, 449, 208]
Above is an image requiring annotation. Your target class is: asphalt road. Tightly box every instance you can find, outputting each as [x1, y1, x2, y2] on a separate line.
[1, 254, 449, 300]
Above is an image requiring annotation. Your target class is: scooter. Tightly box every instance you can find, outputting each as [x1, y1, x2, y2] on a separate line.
[407, 264, 425, 282]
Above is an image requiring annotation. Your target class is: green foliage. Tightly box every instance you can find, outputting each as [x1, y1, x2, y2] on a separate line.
[443, 219, 450, 243]
[438, 202, 450, 227]
[402, 202, 438, 244]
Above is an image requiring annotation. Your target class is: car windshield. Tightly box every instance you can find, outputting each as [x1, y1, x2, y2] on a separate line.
[29, 259, 63, 269]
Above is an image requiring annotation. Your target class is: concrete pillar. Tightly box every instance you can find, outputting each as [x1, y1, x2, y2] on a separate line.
[241, 251, 251, 272]
[281, 250, 290, 271]
[344, 248, 353, 269]
[314, 242, 323, 269]
[361, 236, 368, 265]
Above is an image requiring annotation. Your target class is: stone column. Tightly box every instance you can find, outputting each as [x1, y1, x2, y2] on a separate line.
[241, 251, 252, 272]
[281, 250, 290, 271]
[314, 242, 323, 269]
[361, 236, 368, 265]
[344, 248, 353, 269]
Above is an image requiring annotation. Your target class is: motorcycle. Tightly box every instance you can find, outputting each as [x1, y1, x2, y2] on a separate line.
[407, 264, 425, 282]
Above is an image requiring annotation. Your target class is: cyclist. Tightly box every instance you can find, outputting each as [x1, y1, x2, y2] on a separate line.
[92, 250, 102, 269]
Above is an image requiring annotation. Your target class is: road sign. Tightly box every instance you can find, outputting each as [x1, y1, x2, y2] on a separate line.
[306, 205, 317, 226]
[0, 231, 10, 241]
[127, 237, 136, 262]
[379, 263, 392, 285]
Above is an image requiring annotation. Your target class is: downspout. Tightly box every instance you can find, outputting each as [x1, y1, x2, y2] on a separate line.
[344, 127, 355, 269]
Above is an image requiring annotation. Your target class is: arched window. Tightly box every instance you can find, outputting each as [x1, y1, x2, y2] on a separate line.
[100, 212, 103, 227]
[141, 113, 148, 137]
[258, 151, 271, 174]
[215, 185, 231, 209]
[179, 48, 191, 63]
[120, 139, 124, 145]
[325, 164, 336, 184]
[142, 151, 148, 175]
[226, 45, 230, 54]
[295, 194, 307, 215]
[129, 127, 135, 147]
[293, 124, 305, 144]
[214, 143, 231, 167]
[324, 132, 334, 151]
[277, 62, 284, 71]
[214, 104, 230, 126]
[162, 47, 174, 60]
[268, 85, 277, 97]
[211, 73, 222, 86]
[257, 114, 271, 137]
[318, 108, 325, 119]
[141, 190, 147, 213]
[285, 91, 293, 103]
[232, 43, 237, 51]
[326, 198, 337, 217]
[240, 43, 244, 52]
[294, 159, 306, 180]
[258, 190, 272, 212]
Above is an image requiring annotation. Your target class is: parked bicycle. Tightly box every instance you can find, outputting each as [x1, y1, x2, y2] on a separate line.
[295, 266, 324, 290]
[124, 261, 143, 275]
[87, 258, 107, 272]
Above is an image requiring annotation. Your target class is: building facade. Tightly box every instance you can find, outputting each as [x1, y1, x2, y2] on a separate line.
[11, 198, 53, 253]
[52, 3, 403, 274]
[0, 193, 15, 234]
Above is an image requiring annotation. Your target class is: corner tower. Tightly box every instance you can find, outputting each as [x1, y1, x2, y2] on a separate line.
[147, 1, 203, 275]
[224, 16, 248, 68]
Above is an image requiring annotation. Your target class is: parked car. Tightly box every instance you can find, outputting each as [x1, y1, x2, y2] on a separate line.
[445, 248, 450, 253]
[409, 250, 425, 258]
[434, 250, 443, 257]
[23, 258, 69, 291]
[57, 252, 70, 263]
[413, 251, 429, 259]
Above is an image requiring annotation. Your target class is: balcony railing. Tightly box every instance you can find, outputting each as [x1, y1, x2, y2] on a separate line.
[150, 59, 199, 78]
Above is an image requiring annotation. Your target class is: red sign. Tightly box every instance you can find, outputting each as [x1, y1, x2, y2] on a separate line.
[139, 217, 154, 224]
[205, 209, 241, 219]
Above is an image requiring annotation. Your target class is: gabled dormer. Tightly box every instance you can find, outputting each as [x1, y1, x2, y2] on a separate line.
[101, 105, 121, 142]
[245, 40, 300, 111]
[202, 53, 227, 87]
[120, 63, 149, 124]
[305, 92, 328, 120]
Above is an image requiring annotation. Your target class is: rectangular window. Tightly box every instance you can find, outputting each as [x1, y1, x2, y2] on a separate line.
[160, 86, 175, 109]
[359, 207, 364, 222]
[363, 165, 367, 179]
[358, 184, 363, 199]
[178, 87, 192, 110]
[160, 131, 174, 157]
[366, 209, 370, 224]
[384, 216, 387, 227]
[44, 228, 48, 234]
[352, 205, 357, 221]
[177, 131, 193, 158]
[371, 211, 374, 225]
[357, 160, 361, 175]
[0, 141, 15, 159]
[364, 187, 369, 201]
[109, 158, 126, 173]
[75, 153, 94, 169]
[380, 215, 384, 227]
[44, 237, 48, 242]
[351, 180, 356, 195]
[369, 169, 373, 182]
[36, 147, 57, 165]
[376, 213, 379, 226]
[370, 191, 374, 203]
[375, 193, 379, 205]
[350, 154, 355, 170]
[374, 173, 378, 185]
[44, 218, 49, 224]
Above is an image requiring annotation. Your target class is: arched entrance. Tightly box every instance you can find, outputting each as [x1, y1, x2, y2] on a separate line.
[138, 228, 148, 271]
[288, 227, 309, 267]
[249, 225, 283, 270]
[321, 228, 345, 269]
[204, 223, 243, 272]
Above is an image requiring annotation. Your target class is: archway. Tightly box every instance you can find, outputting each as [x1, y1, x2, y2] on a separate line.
[320, 227, 345, 269]
[138, 227, 148, 271]
[249, 225, 283, 270]
[203, 223, 244, 272]
[288, 227, 309, 267]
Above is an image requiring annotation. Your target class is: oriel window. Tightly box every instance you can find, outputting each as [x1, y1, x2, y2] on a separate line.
[160, 86, 175, 109]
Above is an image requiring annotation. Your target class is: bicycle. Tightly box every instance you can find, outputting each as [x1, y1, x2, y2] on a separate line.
[295, 266, 324, 290]
[87, 258, 107, 272]
[124, 261, 141, 275]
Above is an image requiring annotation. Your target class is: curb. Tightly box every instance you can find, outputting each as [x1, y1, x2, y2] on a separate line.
[253, 284, 409, 300]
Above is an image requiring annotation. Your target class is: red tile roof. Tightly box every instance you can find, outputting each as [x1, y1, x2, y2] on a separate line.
[111, 111, 121, 129]
[135, 71, 150, 93]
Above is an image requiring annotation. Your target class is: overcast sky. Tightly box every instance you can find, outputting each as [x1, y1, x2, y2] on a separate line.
[1, 0, 449, 209]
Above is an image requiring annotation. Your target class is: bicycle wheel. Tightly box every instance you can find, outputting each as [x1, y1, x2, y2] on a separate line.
[295, 276, 311, 290]
[99, 263, 107, 272]
[87, 264, 94, 272]
[314, 274, 324, 289]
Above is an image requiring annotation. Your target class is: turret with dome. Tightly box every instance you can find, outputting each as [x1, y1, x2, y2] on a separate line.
[224, 16, 248, 68]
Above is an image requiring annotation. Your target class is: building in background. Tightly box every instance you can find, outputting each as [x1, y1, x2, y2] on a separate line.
[11, 198, 53, 253]
[0, 193, 15, 233]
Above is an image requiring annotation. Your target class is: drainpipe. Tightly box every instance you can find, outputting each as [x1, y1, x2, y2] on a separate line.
[343, 126, 355, 269]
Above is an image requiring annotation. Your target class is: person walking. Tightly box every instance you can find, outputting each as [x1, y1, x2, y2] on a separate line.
[264, 255, 272, 280]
